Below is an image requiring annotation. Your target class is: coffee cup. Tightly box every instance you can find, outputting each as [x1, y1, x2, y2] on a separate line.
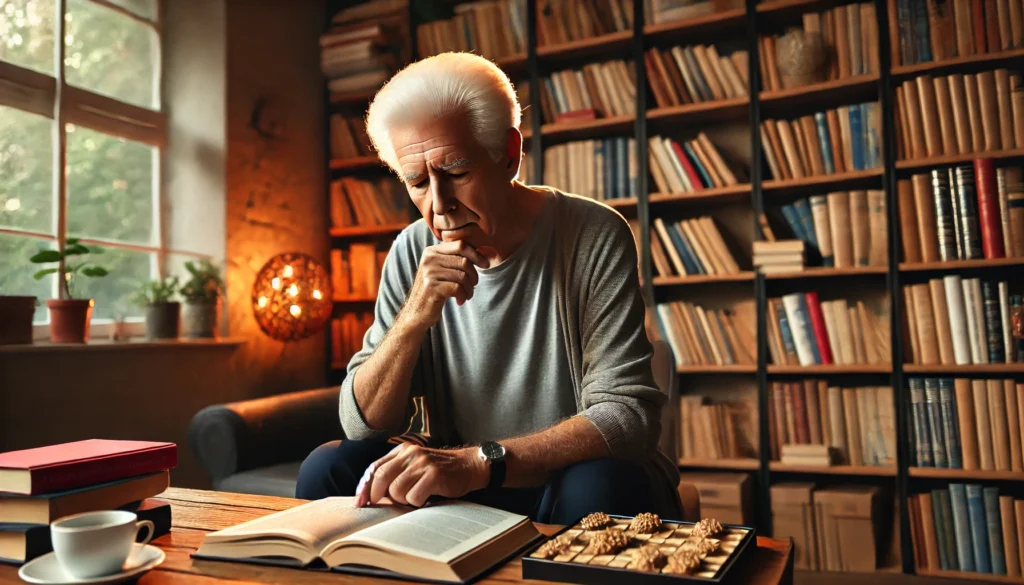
[50, 510, 154, 579]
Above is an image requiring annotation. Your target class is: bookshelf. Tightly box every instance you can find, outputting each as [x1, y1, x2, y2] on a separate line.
[323, 0, 1024, 579]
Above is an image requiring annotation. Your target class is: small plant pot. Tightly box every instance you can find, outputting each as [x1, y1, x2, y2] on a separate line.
[0, 296, 36, 345]
[145, 302, 180, 340]
[47, 299, 94, 343]
[182, 299, 220, 339]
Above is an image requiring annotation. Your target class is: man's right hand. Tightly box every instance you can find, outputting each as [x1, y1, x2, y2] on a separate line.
[401, 240, 488, 331]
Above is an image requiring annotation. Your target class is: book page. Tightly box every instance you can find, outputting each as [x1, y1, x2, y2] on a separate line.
[340, 500, 527, 562]
[204, 497, 407, 551]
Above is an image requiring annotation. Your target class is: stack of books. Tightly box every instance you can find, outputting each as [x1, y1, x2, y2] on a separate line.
[891, 0, 1024, 68]
[644, 0, 723, 26]
[542, 138, 637, 200]
[767, 293, 890, 367]
[775, 191, 888, 268]
[655, 300, 756, 367]
[416, 0, 527, 61]
[899, 161, 1024, 264]
[909, 377, 1024, 470]
[760, 102, 882, 181]
[759, 1, 879, 91]
[331, 313, 374, 366]
[330, 244, 389, 298]
[754, 240, 805, 274]
[779, 444, 835, 466]
[329, 115, 372, 160]
[320, 23, 400, 100]
[329, 178, 408, 229]
[678, 395, 759, 460]
[537, 60, 636, 123]
[648, 132, 746, 195]
[909, 484, 1023, 576]
[0, 440, 176, 564]
[895, 70, 1024, 161]
[536, 0, 634, 46]
[902, 277, 1021, 365]
[644, 44, 749, 109]
[650, 216, 741, 277]
[768, 381, 896, 466]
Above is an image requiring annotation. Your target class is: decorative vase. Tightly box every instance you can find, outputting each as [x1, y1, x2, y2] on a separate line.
[0, 296, 36, 345]
[182, 299, 220, 339]
[47, 299, 94, 343]
[776, 28, 827, 89]
[145, 302, 181, 340]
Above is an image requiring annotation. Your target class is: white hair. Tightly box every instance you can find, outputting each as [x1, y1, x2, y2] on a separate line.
[365, 52, 522, 175]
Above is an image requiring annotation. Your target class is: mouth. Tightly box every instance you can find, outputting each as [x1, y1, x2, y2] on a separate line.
[439, 223, 474, 234]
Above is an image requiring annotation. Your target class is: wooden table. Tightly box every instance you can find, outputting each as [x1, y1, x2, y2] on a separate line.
[1, 488, 794, 584]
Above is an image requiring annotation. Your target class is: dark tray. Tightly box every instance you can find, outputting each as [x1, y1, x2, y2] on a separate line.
[521, 515, 756, 585]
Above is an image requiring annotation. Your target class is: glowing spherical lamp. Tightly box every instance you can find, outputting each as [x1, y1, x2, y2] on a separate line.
[252, 252, 332, 341]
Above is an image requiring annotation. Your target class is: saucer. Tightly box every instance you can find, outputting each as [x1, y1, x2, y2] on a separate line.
[18, 543, 165, 585]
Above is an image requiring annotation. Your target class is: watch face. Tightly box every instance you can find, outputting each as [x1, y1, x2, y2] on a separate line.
[481, 441, 506, 461]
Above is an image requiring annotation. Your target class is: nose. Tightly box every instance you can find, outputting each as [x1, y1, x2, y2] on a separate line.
[430, 180, 455, 216]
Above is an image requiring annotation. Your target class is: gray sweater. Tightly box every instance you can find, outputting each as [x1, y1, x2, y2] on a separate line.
[339, 189, 680, 505]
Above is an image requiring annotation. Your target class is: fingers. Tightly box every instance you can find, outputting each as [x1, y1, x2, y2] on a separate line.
[387, 465, 424, 506]
[358, 446, 401, 507]
[431, 240, 488, 268]
[404, 468, 438, 508]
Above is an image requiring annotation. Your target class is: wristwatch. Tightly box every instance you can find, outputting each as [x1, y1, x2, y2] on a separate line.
[477, 441, 506, 489]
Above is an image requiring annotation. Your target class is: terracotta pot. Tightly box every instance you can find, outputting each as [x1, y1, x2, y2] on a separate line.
[0, 296, 36, 345]
[182, 299, 220, 339]
[145, 302, 180, 340]
[47, 299, 94, 343]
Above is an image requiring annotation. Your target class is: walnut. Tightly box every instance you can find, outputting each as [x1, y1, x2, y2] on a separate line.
[628, 512, 662, 534]
[627, 544, 666, 572]
[579, 512, 613, 530]
[586, 528, 631, 555]
[664, 550, 702, 575]
[690, 517, 723, 538]
[680, 536, 720, 558]
[535, 533, 575, 559]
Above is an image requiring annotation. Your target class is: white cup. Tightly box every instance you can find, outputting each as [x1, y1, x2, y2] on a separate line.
[50, 510, 154, 579]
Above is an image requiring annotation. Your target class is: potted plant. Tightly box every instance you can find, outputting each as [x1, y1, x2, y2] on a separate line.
[29, 239, 108, 343]
[132, 276, 180, 340]
[180, 260, 224, 339]
[0, 295, 36, 345]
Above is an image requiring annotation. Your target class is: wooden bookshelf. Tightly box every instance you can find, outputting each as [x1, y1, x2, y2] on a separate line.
[902, 363, 1024, 374]
[329, 155, 381, 171]
[769, 463, 897, 476]
[891, 47, 1024, 80]
[763, 266, 888, 280]
[761, 168, 884, 194]
[536, 30, 633, 62]
[899, 257, 1024, 272]
[767, 364, 892, 374]
[915, 568, 1024, 584]
[603, 197, 638, 210]
[329, 223, 407, 238]
[909, 467, 1024, 481]
[676, 364, 757, 374]
[756, 0, 823, 14]
[759, 75, 879, 109]
[642, 9, 746, 38]
[329, 90, 374, 105]
[535, 114, 635, 142]
[895, 147, 1024, 171]
[678, 458, 760, 470]
[653, 272, 756, 286]
[495, 53, 527, 72]
[647, 97, 749, 125]
[648, 184, 752, 207]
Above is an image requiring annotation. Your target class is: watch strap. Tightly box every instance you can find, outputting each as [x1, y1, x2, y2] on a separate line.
[488, 458, 506, 490]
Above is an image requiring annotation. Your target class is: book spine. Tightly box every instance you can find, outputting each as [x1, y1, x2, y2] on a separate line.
[926, 377, 950, 467]
[968, 483, 993, 572]
[806, 196, 832, 266]
[948, 167, 966, 260]
[1006, 378, 1024, 471]
[911, 377, 934, 466]
[804, 292, 833, 365]
[950, 483, 977, 572]
[984, 486, 1008, 574]
[974, 158, 1007, 259]
[940, 378, 964, 468]
[939, 489, 960, 571]
[850, 104, 865, 170]
[955, 377, 981, 470]
[30, 446, 178, 495]
[777, 299, 800, 363]
[815, 112, 835, 174]
[898, 0, 916, 65]
[1002, 495, 1021, 576]
[954, 165, 985, 260]
[782, 203, 809, 241]
[931, 169, 959, 261]
[932, 490, 951, 570]
[982, 281, 1006, 363]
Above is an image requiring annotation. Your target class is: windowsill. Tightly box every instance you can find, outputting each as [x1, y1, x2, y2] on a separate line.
[0, 337, 247, 353]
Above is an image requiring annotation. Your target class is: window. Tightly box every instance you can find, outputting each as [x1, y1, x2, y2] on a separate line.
[0, 0, 196, 332]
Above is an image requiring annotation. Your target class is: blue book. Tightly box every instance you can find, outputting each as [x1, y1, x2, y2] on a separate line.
[849, 105, 864, 171]
[896, 0, 914, 65]
[950, 484, 976, 572]
[544, 77, 566, 114]
[668, 223, 704, 275]
[795, 295, 821, 364]
[909, 378, 933, 467]
[933, 490, 950, 570]
[967, 484, 992, 573]
[713, 312, 736, 364]
[864, 103, 881, 168]
[925, 378, 948, 468]
[616, 138, 628, 199]
[913, 0, 933, 63]
[984, 487, 1007, 575]
[777, 302, 798, 360]
[683, 142, 714, 187]
[794, 198, 825, 264]
[937, 489, 960, 570]
[601, 140, 613, 200]
[939, 378, 963, 469]
[814, 112, 835, 174]
[781, 204, 807, 241]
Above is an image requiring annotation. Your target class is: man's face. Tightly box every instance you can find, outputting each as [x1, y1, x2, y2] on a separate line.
[392, 114, 516, 247]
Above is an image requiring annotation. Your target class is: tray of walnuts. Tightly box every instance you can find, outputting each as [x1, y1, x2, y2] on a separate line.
[521, 513, 755, 584]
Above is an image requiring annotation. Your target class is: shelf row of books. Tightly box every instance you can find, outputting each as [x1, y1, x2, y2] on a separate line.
[329, 178, 407, 229]
[320, 20, 401, 99]
[895, 69, 1024, 161]
[536, 0, 635, 47]
[644, 44, 749, 109]
[910, 377, 1024, 471]
[541, 138, 638, 200]
[909, 484, 1022, 576]
[331, 312, 373, 367]
[330, 114, 372, 160]
[758, 1, 879, 91]
[650, 216, 742, 277]
[416, 0, 527, 62]
[769, 382, 896, 467]
[899, 161, 1024, 264]
[760, 102, 882, 181]
[678, 395, 758, 460]
[648, 132, 746, 195]
[891, 0, 1024, 67]
[775, 191, 888, 269]
[655, 300, 756, 367]
[767, 293, 890, 367]
[645, 0, 737, 26]
[534, 59, 637, 123]
[903, 277, 1022, 366]
[330, 245, 388, 298]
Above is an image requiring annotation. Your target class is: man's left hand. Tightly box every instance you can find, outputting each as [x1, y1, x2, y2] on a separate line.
[355, 444, 488, 508]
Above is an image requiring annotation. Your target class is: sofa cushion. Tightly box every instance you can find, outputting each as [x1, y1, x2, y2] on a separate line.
[214, 461, 303, 498]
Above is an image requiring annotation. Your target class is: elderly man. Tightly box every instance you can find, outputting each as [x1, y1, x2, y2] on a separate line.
[296, 52, 680, 524]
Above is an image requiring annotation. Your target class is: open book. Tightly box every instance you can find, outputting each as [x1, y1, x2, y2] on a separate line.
[193, 497, 541, 583]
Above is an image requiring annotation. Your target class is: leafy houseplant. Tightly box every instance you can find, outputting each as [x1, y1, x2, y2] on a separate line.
[132, 276, 180, 340]
[29, 238, 108, 343]
[180, 260, 224, 339]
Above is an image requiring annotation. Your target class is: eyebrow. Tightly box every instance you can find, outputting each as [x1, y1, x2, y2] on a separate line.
[403, 158, 470, 182]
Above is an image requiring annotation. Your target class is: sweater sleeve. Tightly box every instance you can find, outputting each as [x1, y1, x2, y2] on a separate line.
[576, 210, 665, 460]
[338, 226, 424, 440]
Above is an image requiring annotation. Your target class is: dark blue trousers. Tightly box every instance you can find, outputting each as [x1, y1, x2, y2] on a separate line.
[295, 439, 672, 525]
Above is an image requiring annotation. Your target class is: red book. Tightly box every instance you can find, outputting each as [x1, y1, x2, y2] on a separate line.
[791, 382, 810, 444]
[972, 0, 987, 55]
[669, 140, 706, 190]
[0, 440, 177, 495]
[803, 292, 834, 365]
[973, 158, 1006, 259]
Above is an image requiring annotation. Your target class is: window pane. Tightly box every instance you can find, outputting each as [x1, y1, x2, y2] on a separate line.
[104, 0, 156, 21]
[0, 105, 53, 233]
[66, 124, 154, 245]
[64, 0, 158, 110]
[0, 0, 55, 75]
[0, 234, 55, 322]
[73, 246, 152, 320]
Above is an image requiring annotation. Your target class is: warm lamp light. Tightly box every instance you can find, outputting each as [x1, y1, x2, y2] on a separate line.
[252, 252, 332, 341]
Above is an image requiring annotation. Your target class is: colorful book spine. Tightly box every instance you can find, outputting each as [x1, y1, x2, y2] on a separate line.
[937, 489, 959, 571]
[815, 112, 835, 174]
[850, 105, 865, 170]
[981, 281, 1006, 363]
[939, 378, 963, 469]
[984, 486, 1007, 574]
[968, 483, 993, 573]
[925, 378, 949, 467]
[953, 165, 984, 260]
[933, 490, 951, 570]
[950, 483, 976, 572]
[932, 169, 959, 261]
[910, 378, 934, 466]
